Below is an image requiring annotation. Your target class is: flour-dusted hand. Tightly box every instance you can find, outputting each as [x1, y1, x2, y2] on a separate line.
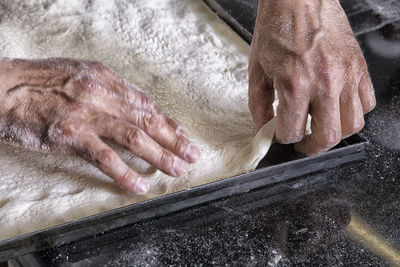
[0, 58, 200, 194]
[249, 0, 376, 155]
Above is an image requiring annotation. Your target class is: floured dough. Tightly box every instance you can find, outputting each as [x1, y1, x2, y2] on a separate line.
[0, 0, 275, 241]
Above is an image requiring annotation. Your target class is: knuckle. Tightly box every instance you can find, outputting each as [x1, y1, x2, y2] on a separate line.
[125, 127, 142, 148]
[88, 61, 111, 75]
[280, 73, 309, 97]
[51, 120, 81, 139]
[76, 75, 96, 91]
[317, 59, 343, 98]
[146, 98, 157, 111]
[320, 73, 340, 98]
[47, 121, 65, 140]
[96, 149, 116, 167]
[166, 117, 178, 129]
[175, 135, 188, 155]
[290, 73, 308, 90]
[118, 169, 132, 185]
[159, 149, 173, 170]
[142, 113, 159, 133]
[139, 92, 158, 111]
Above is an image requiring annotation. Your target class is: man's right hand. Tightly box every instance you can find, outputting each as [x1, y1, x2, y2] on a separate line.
[249, 0, 376, 155]
[0, 58, 200, 194]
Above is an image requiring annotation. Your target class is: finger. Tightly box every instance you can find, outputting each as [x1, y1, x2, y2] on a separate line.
[340, 90, 365, 139]
[274, 78, 309, 144]
[130, 111, 199, 163]
[97, 117, 189, 178]
[248, 61, 275, 135]
[295, 96, 342, 155]
[358, 72, 376, 113]
[108, 89, 200, 163]
[141, 113, 200, 164]
[78, 135, 150, 194]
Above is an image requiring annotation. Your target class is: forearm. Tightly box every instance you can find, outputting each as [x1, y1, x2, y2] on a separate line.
[254, 0, 326, 56]
[255, 0, 348, 34]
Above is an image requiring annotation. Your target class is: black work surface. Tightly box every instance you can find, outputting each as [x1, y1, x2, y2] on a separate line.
[14, 1, 400, 266]
[208, 0, 400, 42]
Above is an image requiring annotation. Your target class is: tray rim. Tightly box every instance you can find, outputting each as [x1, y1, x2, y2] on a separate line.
[0, 135, 367, 261]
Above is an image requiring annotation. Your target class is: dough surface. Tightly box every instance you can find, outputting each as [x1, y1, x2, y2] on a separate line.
[0, 0, 275, 241]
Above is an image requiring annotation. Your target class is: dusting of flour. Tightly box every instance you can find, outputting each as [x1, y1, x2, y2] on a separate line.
[0, 0, 275, 241]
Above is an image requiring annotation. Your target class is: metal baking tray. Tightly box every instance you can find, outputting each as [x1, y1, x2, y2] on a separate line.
[0, 135, 366, 261]
[0, 1, 368, 261]
[202, 0, 254, 43]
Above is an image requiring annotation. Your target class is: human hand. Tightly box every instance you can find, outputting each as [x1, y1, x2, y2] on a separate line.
[0, 58, 200, 194]
[248, 0, 376, 155]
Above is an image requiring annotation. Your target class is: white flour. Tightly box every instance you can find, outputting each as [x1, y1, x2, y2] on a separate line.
[0, 0, 275, 240]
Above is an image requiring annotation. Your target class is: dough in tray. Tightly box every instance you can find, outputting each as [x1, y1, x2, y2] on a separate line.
[0, 0, 275, 240]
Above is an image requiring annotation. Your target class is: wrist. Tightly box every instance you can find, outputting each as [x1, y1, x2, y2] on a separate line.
[255, 0, 326, 35]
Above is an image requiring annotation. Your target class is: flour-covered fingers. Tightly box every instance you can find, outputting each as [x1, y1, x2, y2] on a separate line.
[248, 60, 275, 136]
[358, 72, 376, 113]
[118, 82, 162, 112]
[340, 89, 365, 139]
[295, 96, 342, 155]
[78, 135, 150, 194]
[161, 116, 200, 163]
[274, 79, 309, 144]
[97, 74, 200, 163]
[115, 97, 200, 163]
[97, 118, 189, 178]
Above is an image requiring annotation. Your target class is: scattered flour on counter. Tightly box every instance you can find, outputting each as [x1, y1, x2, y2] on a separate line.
[0, 0, 275, 241]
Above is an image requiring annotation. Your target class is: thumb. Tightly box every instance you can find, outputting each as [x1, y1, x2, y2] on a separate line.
[248, 61, 275, 136]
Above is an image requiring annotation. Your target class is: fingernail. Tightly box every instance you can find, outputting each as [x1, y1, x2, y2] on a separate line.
[172, 156, 188, 177]
[184, 143, 200, 162]
[133, 177, 150, 195]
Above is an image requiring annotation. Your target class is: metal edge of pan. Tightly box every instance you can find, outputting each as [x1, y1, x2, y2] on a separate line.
[0, 136, 366, 261]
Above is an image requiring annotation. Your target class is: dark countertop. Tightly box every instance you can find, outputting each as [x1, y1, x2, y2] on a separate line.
[211, 0, 400, 37]
[16, 1, 400, 266]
